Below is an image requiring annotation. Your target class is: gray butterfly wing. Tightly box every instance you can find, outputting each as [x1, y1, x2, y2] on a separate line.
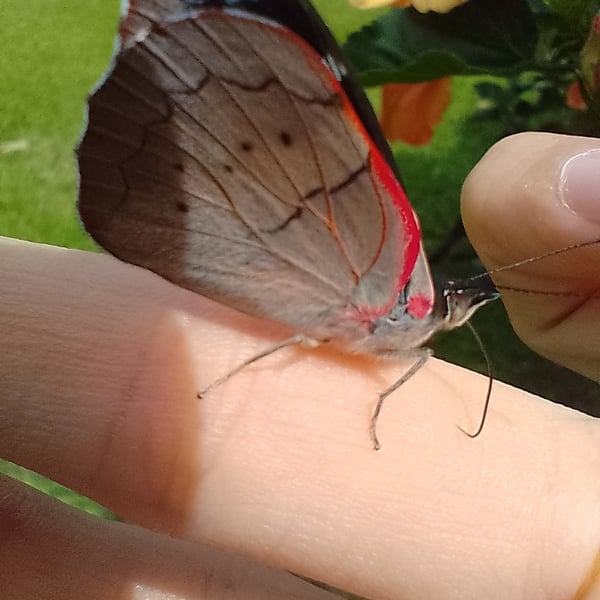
[78, 2, 426, 340]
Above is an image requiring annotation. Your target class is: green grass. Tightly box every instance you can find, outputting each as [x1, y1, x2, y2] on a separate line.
[1, 0, 598, 516]
[0, 0, 120, 516]
[1, 460, 115, 519]
[0, 0, 120, 248]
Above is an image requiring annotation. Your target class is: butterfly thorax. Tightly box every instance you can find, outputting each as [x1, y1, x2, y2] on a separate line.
[325, 275, 498, 357]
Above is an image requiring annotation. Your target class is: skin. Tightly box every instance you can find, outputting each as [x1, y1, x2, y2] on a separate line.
[1, 132, 600, 599]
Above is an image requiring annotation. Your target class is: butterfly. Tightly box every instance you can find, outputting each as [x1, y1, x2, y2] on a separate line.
[77, 0, 498, 449]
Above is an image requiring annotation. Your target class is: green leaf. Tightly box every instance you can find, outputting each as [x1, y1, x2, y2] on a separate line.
[526, 0, 553, 15]
[474, 81, 507, 102]
[542, 0, 600, 37]
[344, 0, 538, 86]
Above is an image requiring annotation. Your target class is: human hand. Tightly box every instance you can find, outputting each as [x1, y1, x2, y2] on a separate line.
[1, 132, 600, 599]
[463, 132, 600, 382]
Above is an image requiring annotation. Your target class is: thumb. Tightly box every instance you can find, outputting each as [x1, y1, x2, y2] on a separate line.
[461, 132, 600, 382]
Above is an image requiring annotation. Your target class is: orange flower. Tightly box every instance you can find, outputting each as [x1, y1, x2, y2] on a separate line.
[566, 81, 587, 111]
[349, 0, 466, 144]
[350, 0, 468, 13]
[380, 79, 451, 145]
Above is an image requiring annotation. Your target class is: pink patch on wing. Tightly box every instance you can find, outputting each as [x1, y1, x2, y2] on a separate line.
[407, 294, 433, 320]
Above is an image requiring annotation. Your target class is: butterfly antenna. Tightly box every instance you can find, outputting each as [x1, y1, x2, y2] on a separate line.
[464, 236, 600, 285]
[459, 238, 600, 300]
[457, 321, 494, 438]
[454, 236, 600, 437]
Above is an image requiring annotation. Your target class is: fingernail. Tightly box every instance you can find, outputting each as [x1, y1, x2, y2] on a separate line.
[559, 149, 600, 224]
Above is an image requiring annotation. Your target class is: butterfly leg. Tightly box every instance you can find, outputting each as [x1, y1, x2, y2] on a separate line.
[198, 334, 317, 399]
[370, 349, 432, 451]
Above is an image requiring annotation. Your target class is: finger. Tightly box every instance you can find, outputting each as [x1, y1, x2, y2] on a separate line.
[461, 132, 600, 380]
[2, 236, 600, 599]
[0, 476, 338, 600]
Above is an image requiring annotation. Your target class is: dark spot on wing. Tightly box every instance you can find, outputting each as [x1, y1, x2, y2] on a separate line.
[175, 201, 189, 213]
[241, 141, 253, 152]
[280, 131, 293, 146]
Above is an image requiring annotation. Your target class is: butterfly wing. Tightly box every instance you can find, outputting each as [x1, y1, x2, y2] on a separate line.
[78, 0, 430, 343]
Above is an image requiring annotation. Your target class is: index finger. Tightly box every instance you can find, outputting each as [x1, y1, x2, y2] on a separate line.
[2, 235, 600, 600]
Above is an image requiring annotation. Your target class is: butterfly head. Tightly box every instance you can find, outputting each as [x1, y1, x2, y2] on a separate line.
[440, 275, 499, 331]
